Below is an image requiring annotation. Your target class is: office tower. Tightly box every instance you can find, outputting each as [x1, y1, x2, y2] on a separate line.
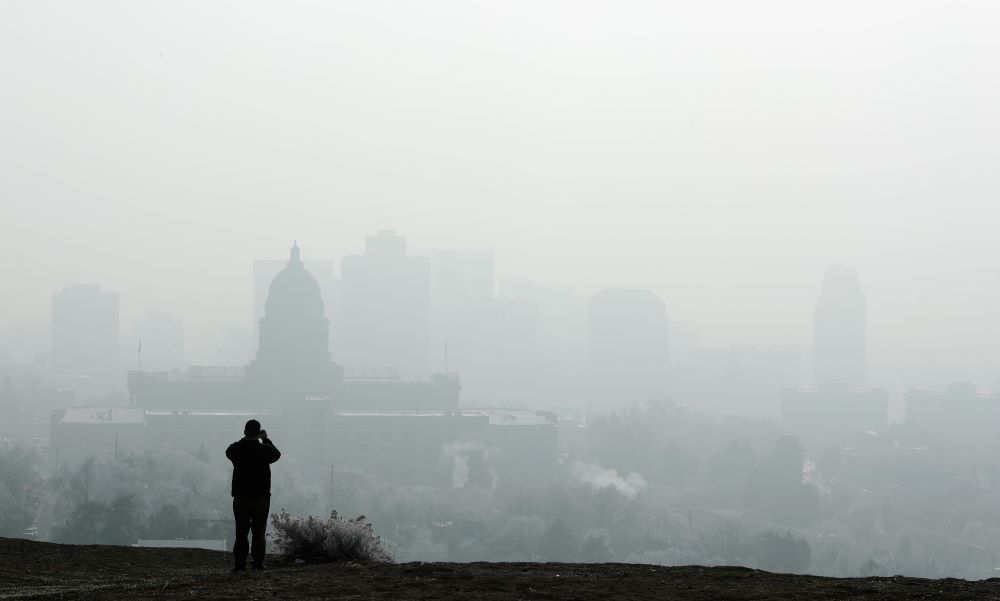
[782, 380, 887, 440]
[588, 289, 669, 411]
[813, 266, 866, 388]
[451, 297, 539, 403]
[51, 284, 119, 381]
[430, 250, 495, 371]
[340, 230, 431, 377]
[500, 278, 589, 407]
[500, 278, 588, 368]
[431, 250, 495, 303]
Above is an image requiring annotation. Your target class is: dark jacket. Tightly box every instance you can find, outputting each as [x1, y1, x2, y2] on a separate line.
[226, 436, 281, 499]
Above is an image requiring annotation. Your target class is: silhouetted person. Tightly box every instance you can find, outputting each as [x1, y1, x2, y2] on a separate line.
[226, 419, 281, 572]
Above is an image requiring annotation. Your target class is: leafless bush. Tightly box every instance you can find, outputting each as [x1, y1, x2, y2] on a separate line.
[270, 509, 393, 563]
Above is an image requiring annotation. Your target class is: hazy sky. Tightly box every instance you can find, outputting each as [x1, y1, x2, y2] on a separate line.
[3, 1, 1000, 372]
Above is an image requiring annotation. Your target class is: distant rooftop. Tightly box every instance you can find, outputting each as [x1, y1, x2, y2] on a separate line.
[59, 408, 556, 426]
[341, 367, 459, 383]
[478, 409, 555, 427]
[145, 409, 279, 417]
[331, 410, 487, 418]
[61, 408, 146, 425]
[128, 366, 245, 382]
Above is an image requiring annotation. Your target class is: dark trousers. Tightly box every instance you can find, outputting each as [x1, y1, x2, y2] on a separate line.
[233, 496, 270, 568]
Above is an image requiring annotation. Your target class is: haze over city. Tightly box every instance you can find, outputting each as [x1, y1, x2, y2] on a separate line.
[4, 1, 1000, 380]
[3, 0, 1000, 586]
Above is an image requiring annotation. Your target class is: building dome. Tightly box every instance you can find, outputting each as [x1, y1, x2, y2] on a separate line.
[250, 242, 340, 404]
[264, 242, 324, 318]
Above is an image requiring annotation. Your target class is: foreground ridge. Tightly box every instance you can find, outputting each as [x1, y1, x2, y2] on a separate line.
[2, 538, 1000, 600]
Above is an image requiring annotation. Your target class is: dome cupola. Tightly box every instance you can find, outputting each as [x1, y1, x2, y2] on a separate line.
[263, 241, 324, 319]
[249, 242, 340, 404]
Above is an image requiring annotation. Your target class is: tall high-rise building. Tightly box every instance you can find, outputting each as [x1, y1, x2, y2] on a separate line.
[588, 289, 670, 411]
[51, 284, 119, 381]
[340, 230, 430, 377]
[813, 266, 866, 388]
[500, 278, 588, 369]
[500, 278, 589, 408]
[431, 250, 495, 303]
[451, 297, 540, 404]
[430, 250, 495, 371]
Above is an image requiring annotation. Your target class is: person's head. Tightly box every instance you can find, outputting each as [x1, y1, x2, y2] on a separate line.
[244, 419, 261, 438]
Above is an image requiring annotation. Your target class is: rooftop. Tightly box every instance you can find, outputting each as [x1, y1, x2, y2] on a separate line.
[61, 408, 146, 425]
[478, 409, 555, 427]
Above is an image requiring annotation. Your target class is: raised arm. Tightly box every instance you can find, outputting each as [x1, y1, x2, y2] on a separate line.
[262, 437, 281, 464]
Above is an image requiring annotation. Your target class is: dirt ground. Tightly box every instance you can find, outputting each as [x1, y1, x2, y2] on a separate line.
[4, 538, 1000, 600]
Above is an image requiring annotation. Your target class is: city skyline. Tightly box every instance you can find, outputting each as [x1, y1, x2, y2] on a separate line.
[4, 2, 1000, 583]
[4, 233, 996, 401]
[5, 2, 1000, 376]
[3, 227, 996, 372]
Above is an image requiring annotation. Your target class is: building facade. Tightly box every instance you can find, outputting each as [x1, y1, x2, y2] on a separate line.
[51, 284, 119, 385]
[781, 380, 887, 443]
[588, 289, 670, 412]
[813, 266, 866, 389]
[56, 242, 556, 486]
[340, 230, 431, 378]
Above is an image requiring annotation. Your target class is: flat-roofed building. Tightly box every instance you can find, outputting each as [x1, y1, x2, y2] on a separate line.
[50, 406, 558, 487]
[51, 284, 119, 389]
[781, 380, 887, 444]
[49, 407, 146, 466]
[906, 382, 1000, 445]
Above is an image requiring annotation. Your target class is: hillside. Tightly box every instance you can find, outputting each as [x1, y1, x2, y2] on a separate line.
[3, 538, 1000, 600]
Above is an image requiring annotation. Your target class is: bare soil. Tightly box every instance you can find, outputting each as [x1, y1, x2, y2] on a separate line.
[3, 538, 1000, 600]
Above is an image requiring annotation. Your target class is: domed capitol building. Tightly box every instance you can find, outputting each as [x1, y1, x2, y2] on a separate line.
[127, 243, 459, 411]
[51, 243, 556, 486]
[247, 242, 342, 401]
